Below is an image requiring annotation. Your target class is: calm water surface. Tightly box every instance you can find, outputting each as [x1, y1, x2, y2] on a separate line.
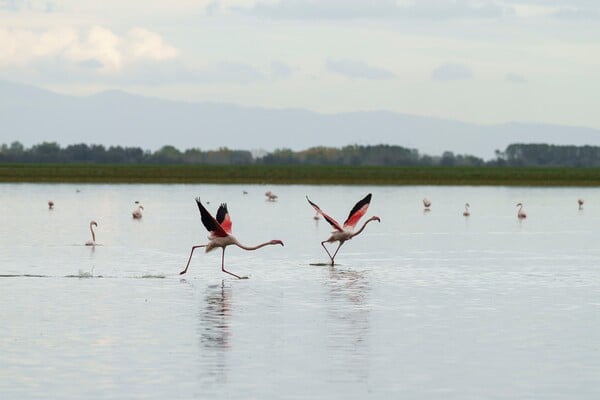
[1, 184, 599, 399]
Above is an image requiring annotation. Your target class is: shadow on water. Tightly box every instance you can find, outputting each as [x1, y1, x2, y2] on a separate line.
[325, 267, 371, 383]
[196, 280, 232, 384]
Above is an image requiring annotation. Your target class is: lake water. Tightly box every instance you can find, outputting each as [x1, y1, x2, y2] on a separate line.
[1, 183, 599, 399]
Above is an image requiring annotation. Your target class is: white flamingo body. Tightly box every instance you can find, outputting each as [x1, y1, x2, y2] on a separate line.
[423, 198, 431, 210]
[307, 193, 380, 265]
[463, 203, 470, 217]
[517, 203, 527, 219]
[85, 221, 98, 246]
[578, 198, 584, 210]
[180, 198, 284, 278]
[132, 204, 144, 219]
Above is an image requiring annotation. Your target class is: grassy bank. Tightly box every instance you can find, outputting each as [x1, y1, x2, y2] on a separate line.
[0, 163, 599, 186]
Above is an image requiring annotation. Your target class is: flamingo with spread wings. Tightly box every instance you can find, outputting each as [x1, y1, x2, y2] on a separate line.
[179, 198, 284, 279]
[307, 193, 380, 266]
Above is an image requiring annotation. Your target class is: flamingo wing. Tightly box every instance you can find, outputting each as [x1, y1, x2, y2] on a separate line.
[216, 203, 233, 234]
[195, 198, 228, 237]
[306, 196, 343, 232]
[343, 193, 372, 229]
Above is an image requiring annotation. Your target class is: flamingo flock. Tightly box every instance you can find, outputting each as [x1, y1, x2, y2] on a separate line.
[42, 191, 587, 279]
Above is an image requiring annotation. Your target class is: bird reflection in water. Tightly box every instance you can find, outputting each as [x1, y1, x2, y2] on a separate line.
[199, 280, 231, 349]
[325, 267, 371, 383]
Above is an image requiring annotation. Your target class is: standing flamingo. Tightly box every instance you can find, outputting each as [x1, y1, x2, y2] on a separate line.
[578, 198, 584, 210]
[516, 202, 527, 219]
[179, 198, 284, 278]
[463, 203, 470, 217]
[85, 220, 98, 246]
[423, 198, 431, 211]
[307, 193, 380, 266]
[48, 200, 54, 210]
[132, 203, 144, 219]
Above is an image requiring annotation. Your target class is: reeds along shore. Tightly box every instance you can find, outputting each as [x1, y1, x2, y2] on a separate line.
[0, 164, 599, 186]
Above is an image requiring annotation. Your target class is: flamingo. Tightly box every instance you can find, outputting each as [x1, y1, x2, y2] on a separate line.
[463, 203, 470, 217]
[179, 198, 284, 278]
[578, 198, 584, 210]
[307, 193, 381, 266]
[85, 220, 98, 246]
[265, 191, 278, 201]
[423, 198, 431, 211]
[132, 203, 144, 219]
[313, 211, 320, 221]
[48, 200, 54, 210]
[516, 202, 527, 219]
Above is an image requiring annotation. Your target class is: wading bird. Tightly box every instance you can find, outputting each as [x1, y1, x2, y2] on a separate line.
[517, 203, 527, 219]
[307, 193, 380, 266]
[85, 220, 98, 246]
[48, 200, 54, 210]
[132, 203, 144, 219]
[423, 198, 431, 211]
[265, 191, 278, 201]
[578, 198, 584, 210]
[179, 198, 284, 278]
[463, 203, 470, 217]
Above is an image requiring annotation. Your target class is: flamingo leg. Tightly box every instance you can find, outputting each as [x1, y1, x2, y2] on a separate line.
[221, 247, 243, 279]
[330, 242, 344, 266]
[180, 245, 206, 275]
[321, 241, 335, 264]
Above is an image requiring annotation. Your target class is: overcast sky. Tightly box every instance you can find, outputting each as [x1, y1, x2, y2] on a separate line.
[1, 0, 599, 129]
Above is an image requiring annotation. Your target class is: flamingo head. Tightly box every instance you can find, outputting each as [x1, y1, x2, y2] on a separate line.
[370, 216, 381, 223]
[465, 203, 470, 207]
[90, 220, 98, 227]
[516, 203, 523, 207]
[270, 239, 284, 246]
[139, 205, 144, 210]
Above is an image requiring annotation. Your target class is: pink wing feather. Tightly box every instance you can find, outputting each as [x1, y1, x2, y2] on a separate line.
[343, 193, 372, 229]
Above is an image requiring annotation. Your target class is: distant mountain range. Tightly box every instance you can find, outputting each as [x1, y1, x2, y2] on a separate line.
[1, 80, 599, 159]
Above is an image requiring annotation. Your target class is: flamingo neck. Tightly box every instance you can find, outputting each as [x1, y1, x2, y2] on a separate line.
[90, 225, 96, 243]
[351, 217, 377, 238]
[235, 240, 276, 251]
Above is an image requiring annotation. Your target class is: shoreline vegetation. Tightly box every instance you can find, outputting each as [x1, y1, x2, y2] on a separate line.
[1, 163, 599, 186]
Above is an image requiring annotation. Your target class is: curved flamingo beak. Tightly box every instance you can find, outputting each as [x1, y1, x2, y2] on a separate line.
[275, 240, 284, 246]
[373, 216, 381, 222]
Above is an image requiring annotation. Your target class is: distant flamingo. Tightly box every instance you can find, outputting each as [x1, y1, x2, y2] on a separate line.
[578, 198, 584, 210]
[48, 200, 54, 210]
[265, 191, 278, 201]
[516, 202, 527, 219]
[179, 198, 284, 278]
[313, 211, 320, 220]
[85, 220, 98, 246]
[463, 203, 470, 217]
[307, 193, 380, 266]
[132, 203, 144, 219]
[423, 198, 431, 211]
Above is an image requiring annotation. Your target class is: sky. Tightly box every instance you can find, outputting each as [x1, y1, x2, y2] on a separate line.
[1, 0, 600, 130]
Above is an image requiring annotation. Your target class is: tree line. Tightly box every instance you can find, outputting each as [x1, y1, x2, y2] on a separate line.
[0, 141, 598, 167]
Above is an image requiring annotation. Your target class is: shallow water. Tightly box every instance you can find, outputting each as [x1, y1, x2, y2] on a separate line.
[1, 184, 599, 399]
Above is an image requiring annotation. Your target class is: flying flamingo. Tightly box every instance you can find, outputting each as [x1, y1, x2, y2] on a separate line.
[179, 198, 284, 278]
[265, 191, 278, 201]
[48, 200, 54, 210]
[578, 198, 584, 210]
[307, 193, 380, 266]
[132, 203, 144, 219]
[516, 202, 527, 219]
[85, 220, 98, 246]
[423, 198, 431, 211]
[463, 203, 470, 217]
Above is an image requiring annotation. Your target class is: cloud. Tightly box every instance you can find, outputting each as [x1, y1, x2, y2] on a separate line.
[238, 0, 511, 20]
[326, 59, 395, 80]
[505, 72, 527, 84]
[431, 63, 473, 81]
[270, 61, 292, 79]
[0, 26, 179, 74]
[0, 0, 54, 12]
